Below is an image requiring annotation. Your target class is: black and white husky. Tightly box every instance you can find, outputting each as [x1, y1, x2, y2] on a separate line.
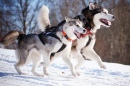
[41, 3, 115, 76]
[69, 2, 115, 76]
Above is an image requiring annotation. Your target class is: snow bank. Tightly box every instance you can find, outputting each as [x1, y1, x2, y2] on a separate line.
[0, 48, 130, 86]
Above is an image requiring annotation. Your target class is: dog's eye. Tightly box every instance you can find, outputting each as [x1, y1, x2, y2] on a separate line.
[76, 25, 79, 27]
[103, 12, 107, 14]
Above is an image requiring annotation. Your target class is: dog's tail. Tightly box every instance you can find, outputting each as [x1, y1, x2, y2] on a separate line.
[37, 5, 51, 32]
[0, 30, 24, 48]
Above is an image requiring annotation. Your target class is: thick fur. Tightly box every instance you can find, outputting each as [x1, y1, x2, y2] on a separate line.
[37, 5, 51, 32]
[0, 30, 24, 48]
[4, 17, 86, 76]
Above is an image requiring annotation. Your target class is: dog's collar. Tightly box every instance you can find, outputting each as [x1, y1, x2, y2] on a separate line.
[62, 30, 75, 42]
[80, 28, 93, 37]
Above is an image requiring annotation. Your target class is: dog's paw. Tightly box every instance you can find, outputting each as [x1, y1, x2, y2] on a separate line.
[76, 72, 80, 76]
[72, 73, 78, 77]
[35, 74, 44, 77]
[20, 73, 28, 75]
[38, 74, 44, 77]
[100, 64, 106, 69]
[32, 71, 44, 77]
[44, 72, 50, 76]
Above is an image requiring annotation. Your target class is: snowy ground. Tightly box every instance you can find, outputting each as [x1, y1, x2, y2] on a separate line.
[0, 48, 130, 86]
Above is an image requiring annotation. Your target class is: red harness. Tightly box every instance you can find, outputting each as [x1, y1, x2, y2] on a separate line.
[62, 30, 75, 42]
[80, 28, 93, 38]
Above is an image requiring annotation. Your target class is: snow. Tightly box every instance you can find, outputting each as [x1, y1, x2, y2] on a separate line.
[0, 48, 130, 86]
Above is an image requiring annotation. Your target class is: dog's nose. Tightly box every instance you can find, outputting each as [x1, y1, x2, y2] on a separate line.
[83, 29, 86, 33]
[113, 16, 115, 19]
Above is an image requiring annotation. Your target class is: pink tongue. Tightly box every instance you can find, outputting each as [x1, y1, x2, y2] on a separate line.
[108, 21, 111, 25]
[103, 19, 111, 25]
[74, 31, 80, 39]
[77, 33, 81, 38]
[76, 33, 80, 38]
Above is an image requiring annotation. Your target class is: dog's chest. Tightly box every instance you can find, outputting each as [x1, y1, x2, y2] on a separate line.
[73, 36, 89, 50]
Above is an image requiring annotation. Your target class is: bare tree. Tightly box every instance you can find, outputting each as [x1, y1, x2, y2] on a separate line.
[0, 0, 44, 48]
[0, 0, 14, 37]
[12, 0, 44, 34]
[0, 0, 44, 35]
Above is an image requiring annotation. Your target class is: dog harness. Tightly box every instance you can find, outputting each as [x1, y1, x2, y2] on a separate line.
[80, 28, 93, 38]
[38, 32, 66, 53]
[62, 30, 75, 42]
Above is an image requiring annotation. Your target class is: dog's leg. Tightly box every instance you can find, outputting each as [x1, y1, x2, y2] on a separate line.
[75, 50, 86, 76]
[14, 62, 26, 75]
[43, 66, 49, 75]
[62, 56, 77, 77]
[31, 60, 44, 77]
[41, 51, 50, 75]
[83, 38, 106, 69]
[62, 47, 77, 76]
[15, 49, 29, 75]
[71, 49, 85, 76]
[83, 49, 106, 69]
[15, 58, 30, 75]
[29, 48, 44, 77]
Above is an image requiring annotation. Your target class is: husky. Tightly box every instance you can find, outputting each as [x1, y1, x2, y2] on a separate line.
[43, 2, 115, 76]
[1, 17, 86, 76]
[69, 2, 115, 76]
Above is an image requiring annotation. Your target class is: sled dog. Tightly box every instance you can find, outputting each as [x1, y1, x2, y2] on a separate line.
[69, 2, 115, 76]
[1, 17, 86, 76]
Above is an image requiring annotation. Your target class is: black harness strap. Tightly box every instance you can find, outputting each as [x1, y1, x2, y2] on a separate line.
[80, 50, 88, 60]
[38, 32, 62, 45]
[57, 44, 66, 53]
[85, 36, 92, 47]
[80, 36, 92, 60]
[46, 32, 62, 42]
[46, 32, 67, 53]
[38, 32, 67, 59]
[50, 43, 66, 60]
[38, 32, 46, 45]
[82, 55, 88, 60]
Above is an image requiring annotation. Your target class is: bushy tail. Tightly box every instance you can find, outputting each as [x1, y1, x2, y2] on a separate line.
[37, 5, 51, 32]
[0, 30, 24, 48]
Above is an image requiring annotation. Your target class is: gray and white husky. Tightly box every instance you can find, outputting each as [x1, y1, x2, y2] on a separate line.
[1, 15, 86, 76]
[42, 2, 115, 76]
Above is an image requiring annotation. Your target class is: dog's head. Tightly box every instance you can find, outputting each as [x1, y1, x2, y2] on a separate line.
[63, 17, 86, 39]
[82, 2, 115, 29]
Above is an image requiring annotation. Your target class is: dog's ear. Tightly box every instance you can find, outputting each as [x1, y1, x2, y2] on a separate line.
[65, 17, 71, 22]
[89, 2, 96, 10]
[94, 2, 97, 5]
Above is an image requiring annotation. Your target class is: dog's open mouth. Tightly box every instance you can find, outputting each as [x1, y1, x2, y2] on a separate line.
[74, 30, 81, 39]
[100, 18, 111, 26]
